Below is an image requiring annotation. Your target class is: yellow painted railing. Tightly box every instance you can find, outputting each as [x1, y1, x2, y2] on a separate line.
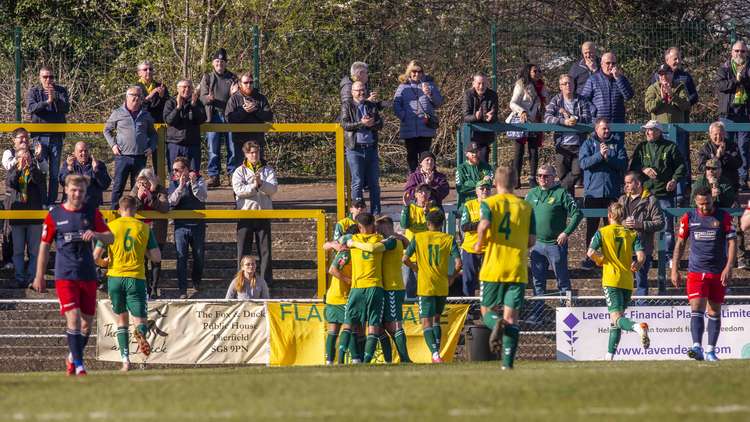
[0, 209, 329, 298]
[0, 123, 347, 220]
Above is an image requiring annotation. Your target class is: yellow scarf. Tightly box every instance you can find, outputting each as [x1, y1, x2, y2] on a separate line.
[244, 160, 262, 173]
[17, 167, 30, 203]
[138, 78, 156, 94]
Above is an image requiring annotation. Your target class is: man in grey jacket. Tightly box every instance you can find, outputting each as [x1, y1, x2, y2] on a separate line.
[618, 171, 665, 295]
[103, 85, 158, 209]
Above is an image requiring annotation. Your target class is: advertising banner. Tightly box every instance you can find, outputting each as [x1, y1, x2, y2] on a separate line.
[556, 305, 750, 360]
[96, 300, 269, 364]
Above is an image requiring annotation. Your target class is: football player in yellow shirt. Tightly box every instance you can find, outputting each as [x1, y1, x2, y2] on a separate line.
[401, 184, 441, 299]
[587, 202, 650, 360]
[403, 211, 461, 363]
[93, 195, 161, 371]
[326, 249, 351, 365]
[473, 166, 534, 370]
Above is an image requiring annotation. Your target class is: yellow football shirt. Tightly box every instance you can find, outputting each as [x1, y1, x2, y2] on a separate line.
[460, 198, 485, 253]
[334, 216, 356, 241]
[404, 230, 459, 296]
[346, 233, 384, 289]
[478, 193, 535, 284]
[402, 203, 441, 262]
[326, 251, 351, 305]
[382, 237, 405, 291]
[104, 216, 158, 279]
[589, 224, 643, 290]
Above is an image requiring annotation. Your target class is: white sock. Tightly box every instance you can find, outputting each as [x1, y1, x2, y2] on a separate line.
[75, 364, 86, 374]
[432, 351, 440, 359]
[693, 342, 702, 349]
[633, 323, 644, 335]
[605, 352, 614, 361]
[705, 345, 715, 353]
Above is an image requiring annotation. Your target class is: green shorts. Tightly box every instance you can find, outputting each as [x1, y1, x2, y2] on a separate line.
[383, 290, 405, 322]
[418, 296, 446, 319]
[108, 276, 147, 318]
[480, 281, 525, 311]
[604, 287, 632, 313]
[344, 287, 385, 327]
[325, 304, 346, 324]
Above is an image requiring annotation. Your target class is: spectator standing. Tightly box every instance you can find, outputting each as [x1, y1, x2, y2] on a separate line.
[629, 120, 686, 266]
[3, 128, 47, 173]
[393, 60, 444, 172]
[131, 168, 169, 298]
[569, 41, 600, 94]
[716, 40, 750, 191]
[168, 156, 207, 299]
[579, 118, 628, 269]
[403, 151, 449, 207]
[58, 141, 111, 209]
[26, 66, 69, 204]
[526, 164, 583, 300]
[508, 63, 548, 188]
[225, 72, 273, 169]
[462, 73, 498, 164]
[618, 172, 665, 296]
[104, 85, 157, 209]
[232, 141, 278, 285]
[580, 52, 634, 139]
[5, 148, 46, 288]
[163, 79, 207, 172]
[199, 48, 238, 187]
[544, 74, 592, 194]
[458, 179, 492, 297]
[225, 255, 270, 299]
[135, 61, 168, 172]
[455, 141, 493, 206]
[340, 61, 380, 105]
[698, 122, 743, 190]
[341, 81, 384, 215]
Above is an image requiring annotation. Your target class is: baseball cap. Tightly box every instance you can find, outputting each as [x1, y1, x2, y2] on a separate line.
[212, 48, 228, 61]
[466, 142, 480, 153]
[642, 120, 663, 131]
[657, 64, 673, 75]
[477, 179, 493, 188]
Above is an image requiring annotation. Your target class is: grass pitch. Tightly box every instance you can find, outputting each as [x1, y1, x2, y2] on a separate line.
[2, 361, 750, 421]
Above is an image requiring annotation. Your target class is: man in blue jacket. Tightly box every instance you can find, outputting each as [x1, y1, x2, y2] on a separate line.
[58, 141, 111, 209]
[579, 118, 628, 269]
[580, 52, 634, 141]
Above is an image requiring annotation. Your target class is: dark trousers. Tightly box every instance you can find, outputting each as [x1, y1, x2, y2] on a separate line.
[721, 113, 750, 184]
[36, 136, 62, 204]
[111, 155, 147, 209]
[145, 243, 164, 296]
[584, 197, 616, 247]
[460, 250, 482, 296]
[634, 254, 653, 296]
[167, 143, 201, 174]
[555, 145, 581, 195]
[237, 219, 273, 284]
[404, 137, 432, 173]
[174, 224, 205, 291]
[513, 140, 539, 187]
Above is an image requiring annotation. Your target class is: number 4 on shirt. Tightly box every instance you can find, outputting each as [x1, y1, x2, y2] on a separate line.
[498, 212, 511, 240]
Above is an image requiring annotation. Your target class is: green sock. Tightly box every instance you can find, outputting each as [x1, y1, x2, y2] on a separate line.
[379, 334, 392, 363]
[616, 316, 636, 332]
[483, 312, 500, 330]
[338, 329, 351, 364]
[502, 324, 519, 369]
[433, 324, 442, 351]
[137, 323, 148, 337]
[423, 327, 438, 354]
[364, 334, 378, 363]
[356, 334, 366, 360]
[325, 332, 338, 363]
[116, 326, 129, 359]
[393, 329, 411, 363]
[350, 334, 363, 361]
[608, 326, 622, 354]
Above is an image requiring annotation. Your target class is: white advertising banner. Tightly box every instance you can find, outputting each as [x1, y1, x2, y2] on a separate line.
[96, 300, 269, 364]
[556, 305, 750, 360]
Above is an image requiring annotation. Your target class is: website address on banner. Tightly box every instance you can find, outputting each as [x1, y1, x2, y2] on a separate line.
[616, 345, 731, 356]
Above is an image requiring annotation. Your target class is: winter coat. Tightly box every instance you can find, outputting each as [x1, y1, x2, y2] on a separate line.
[644, 81, 690, 123]
[696, 140, 743, 189]
[340, 99, 383, 150]
[543, 94, 592, 147]
[232, 162, 278, 210]
[580, 71, 634, 123]
[579, 133, 628, 199]
[462, 87, 499, 143]
[393, 76, 443, 139]
[617, 189, 664, 255]
[715, 59, 750, 117]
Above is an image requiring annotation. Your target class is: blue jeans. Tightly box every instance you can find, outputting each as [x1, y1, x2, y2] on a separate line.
[345, 144, 381, 215]
[529, 241, 571, 295]
[174, 223, 205, 291]
[634, 253, 653, 296]
[11, 224, 41, 286]
[167, 143, 201, 174]
[721, 115, 750, 183]
[111, 155, 147, 209]
[206, 113, 234, 177]
[657, 197, 675, 255]
[36, 136, 62, 204]
[402, 264, 417, 300]
[460, 250, 482, 296]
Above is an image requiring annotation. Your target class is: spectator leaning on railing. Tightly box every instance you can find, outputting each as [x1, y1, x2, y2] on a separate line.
[5, 148, 46, 289]
[544, 74, 592, 195]
[58, 141, 111, 209]
[579, 118, 628, 270]
[716, 40, 750, 191]
[163, 79, 207, 173]
[168, 156, 207, 299]
[341, 80, 384, 215]
[462, 73, 498, 164]
[26, 66, 69, 205]
[393, 60, 444, 173]
[226, 255, 270, 299]
[225, 72, 273, 168]
[232, 140, 277, 285]
[104, 85, 158, 210]
[569, 41, 600, 95]
[131, 168, 169, 299]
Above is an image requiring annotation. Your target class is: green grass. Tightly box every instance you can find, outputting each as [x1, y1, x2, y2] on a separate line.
[2, 361, 750, 421]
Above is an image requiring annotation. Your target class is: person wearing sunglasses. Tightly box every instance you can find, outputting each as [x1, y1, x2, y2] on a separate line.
[225, 71, 273, 171]
[716, 40, 750, 191]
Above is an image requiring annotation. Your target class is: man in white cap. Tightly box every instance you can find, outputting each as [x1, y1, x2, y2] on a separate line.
[629, 120, 686, 282]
